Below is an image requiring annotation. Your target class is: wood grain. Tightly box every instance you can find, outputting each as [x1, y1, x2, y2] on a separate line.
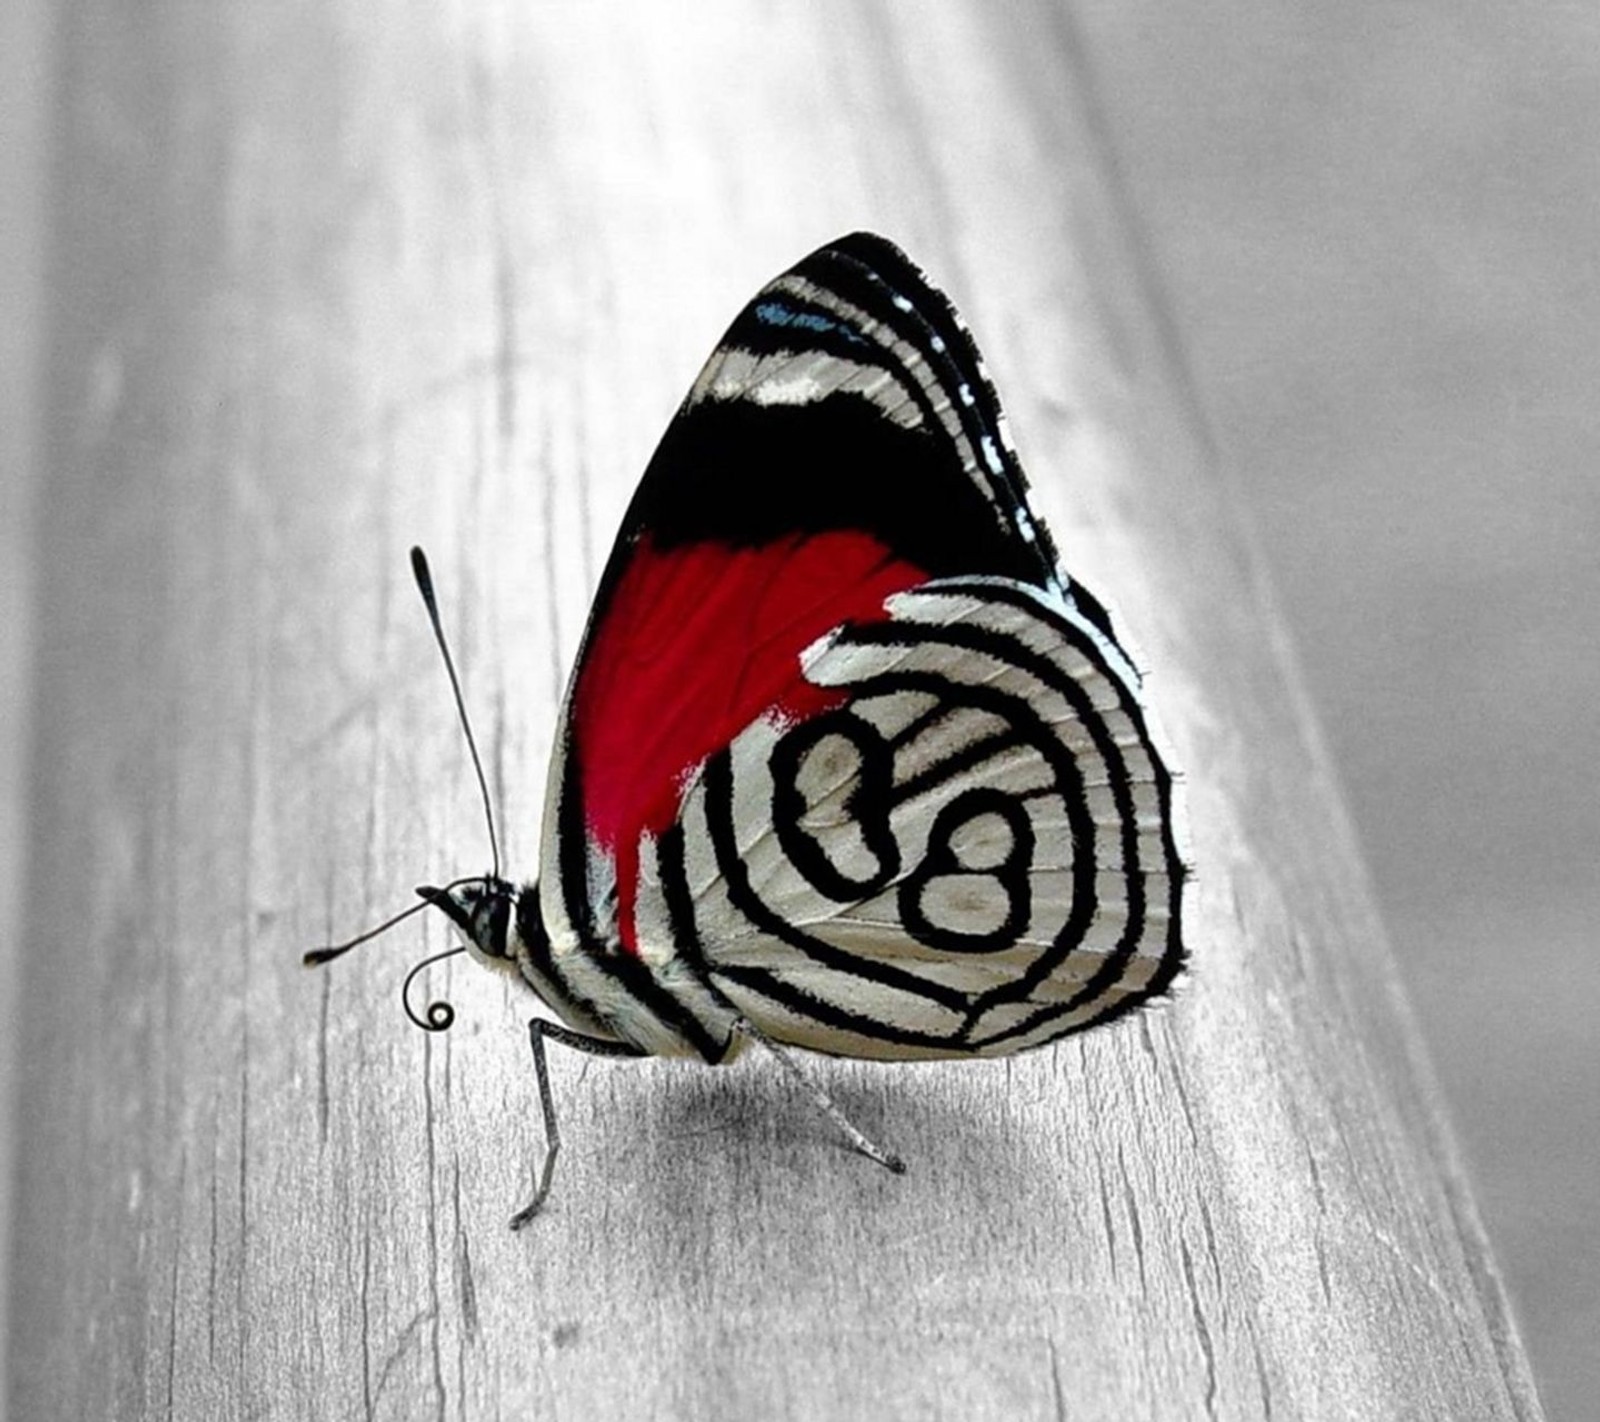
[12, 2, 1544, 1418]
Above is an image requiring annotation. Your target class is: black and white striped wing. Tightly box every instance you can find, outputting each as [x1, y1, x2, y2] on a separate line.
[632, 577, 1185, 1060]
[535, 232, 1186, 1062]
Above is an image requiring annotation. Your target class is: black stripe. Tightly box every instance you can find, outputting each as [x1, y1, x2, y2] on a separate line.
[889, 724, 1032, 809]
[556, 734, 599, 951]
[630, 397, 1041, 582]
[656, 820, 704, 970]
[656, 820, 740, 1064]
[605, 952, 728, 1063]
[886, 696, 956, 750]
[516, 887, 616, 1036]
[712, 960, 962, 1054]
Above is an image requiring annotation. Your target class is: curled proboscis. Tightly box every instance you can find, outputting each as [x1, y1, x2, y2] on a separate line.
[402, 946, 467, 1032]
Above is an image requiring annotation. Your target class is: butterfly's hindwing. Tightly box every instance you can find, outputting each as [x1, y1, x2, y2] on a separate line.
[627, 579, 1185, 1060]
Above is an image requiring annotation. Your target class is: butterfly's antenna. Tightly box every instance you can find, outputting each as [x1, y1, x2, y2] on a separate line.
[303, 874, 489, 969]
[305, 874, 490, 1036]
[303, 899, 437, 967]
[410, 546, 502, 882]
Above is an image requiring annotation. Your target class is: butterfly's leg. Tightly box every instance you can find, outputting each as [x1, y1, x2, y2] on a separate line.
[734, 1017, 907, 1176]
[512, 1018, 646, 1230]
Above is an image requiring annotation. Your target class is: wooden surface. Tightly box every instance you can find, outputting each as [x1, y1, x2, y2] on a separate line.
[11, 2, 1545, 1419]
[0, 2, 51, 1415]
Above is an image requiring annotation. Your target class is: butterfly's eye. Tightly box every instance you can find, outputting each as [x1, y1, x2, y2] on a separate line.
[472, 888, 512, 961]
[425, 879, 517, 973]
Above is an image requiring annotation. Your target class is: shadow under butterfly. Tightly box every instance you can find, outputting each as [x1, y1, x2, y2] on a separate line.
[308, 232, 1189, 1228]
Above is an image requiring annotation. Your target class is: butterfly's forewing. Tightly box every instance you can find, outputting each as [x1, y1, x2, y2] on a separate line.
[535, 233, 1185, 1061]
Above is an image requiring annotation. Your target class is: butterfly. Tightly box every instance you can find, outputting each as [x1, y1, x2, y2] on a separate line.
[309, 232, 1188, 1227]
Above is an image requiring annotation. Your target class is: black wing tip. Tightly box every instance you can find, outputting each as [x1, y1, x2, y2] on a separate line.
[797, 231, 928, 289]
[820, 229, 914, 261]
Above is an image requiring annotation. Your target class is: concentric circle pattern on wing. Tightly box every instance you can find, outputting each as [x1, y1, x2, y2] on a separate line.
[629, 577, 1185, 1061]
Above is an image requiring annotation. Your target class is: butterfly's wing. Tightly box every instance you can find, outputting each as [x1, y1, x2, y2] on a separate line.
[534, 233, 1185, 1061]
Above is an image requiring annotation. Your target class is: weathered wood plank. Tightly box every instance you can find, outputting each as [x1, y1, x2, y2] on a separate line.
[12, 2, 1543, 1419]
[0, 2, 53, 1415]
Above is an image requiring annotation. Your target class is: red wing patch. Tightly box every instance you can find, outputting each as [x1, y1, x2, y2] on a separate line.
[572, 531, 927, 952]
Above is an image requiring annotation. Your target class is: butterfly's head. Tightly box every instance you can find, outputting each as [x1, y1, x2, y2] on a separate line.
[418, 876, 521, 977]
[303, 873, 525, 1035]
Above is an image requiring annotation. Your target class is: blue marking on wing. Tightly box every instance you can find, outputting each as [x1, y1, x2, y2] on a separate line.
[754, 301, 867, 346]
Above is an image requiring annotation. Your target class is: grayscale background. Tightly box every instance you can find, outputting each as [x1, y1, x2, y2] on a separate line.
[2, 4, 1594, 1417]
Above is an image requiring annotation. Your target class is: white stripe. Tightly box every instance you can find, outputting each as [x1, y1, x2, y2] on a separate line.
[689, 346, 922, 429]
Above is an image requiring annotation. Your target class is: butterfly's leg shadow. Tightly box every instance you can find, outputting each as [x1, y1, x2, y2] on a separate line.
[735, 1017, 907, 1176]
[513, 1018, 646, 1230]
